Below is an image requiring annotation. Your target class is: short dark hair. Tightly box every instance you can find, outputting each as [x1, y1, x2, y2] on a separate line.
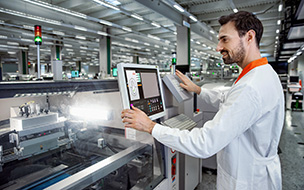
[218, 11, 263, 49]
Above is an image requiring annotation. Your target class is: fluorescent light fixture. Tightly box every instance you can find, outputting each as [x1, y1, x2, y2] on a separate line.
[132, 39, 139, 43]
[164, 47, 168, 50]
[64, 44, 73, 47]
[75, 35, 86, 40]
[196, 41, 201, 45]
[154, 45, 160, 48]
[144, 43, 150, 46]
[122, 26, 132, 32]
[189, 15, 197, 22]
[80, 46, 88, 49]
[173, 4, 184, 12]
[7, 42, 19, 46]
[44, 41, 54, 45]
[276, 36, 279, 39]
[277, 20, 281, 25]
[173, 32, 177, 35]
[23, 0, 87, 19]
[131, 14, 143, 21]
[93, 0, 120, 11]
[202, 44, 207, 47]
[53, 30, 65, 35]
[0, 35, 7, 39]
[276, 29, 279, 34]
[8, 51, 16, 54]
[278, 4, 283, 12]
[21, 38, 32, 42]
[233, 8, 238, 13]
[210, 30, 215, 34]
[74, 25, 87, 31]
[296, 51, 302, 56]
[23, 25, 34, 30]
[151, 22, 161, 27]
[105, 0, 121, 6]
[99, 20, 113, 26]
[97, 31, 108, 36]
[165, 40, 170, 44]
[148, 34, 160, 41]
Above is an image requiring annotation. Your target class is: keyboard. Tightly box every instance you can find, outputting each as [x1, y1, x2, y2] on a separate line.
[163, 114, 197, 131]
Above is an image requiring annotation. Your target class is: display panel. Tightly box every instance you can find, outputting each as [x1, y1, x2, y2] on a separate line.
[117, 63, 166, 121]
[290, 76, 299, 83]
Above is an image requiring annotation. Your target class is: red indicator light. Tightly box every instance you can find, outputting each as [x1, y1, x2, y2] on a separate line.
[34, 25, 42, 45]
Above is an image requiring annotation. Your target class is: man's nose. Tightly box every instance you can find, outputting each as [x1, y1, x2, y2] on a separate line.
[216, 43, 223, 52]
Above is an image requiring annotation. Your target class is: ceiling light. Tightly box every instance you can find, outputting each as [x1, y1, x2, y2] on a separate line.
[210, 30, 215, 34]
[276, 36, 279, 39]
[97, 31, 108, 36]
[296, 51, 302, 56]
[93, 0, 120, 11]
[148, 34, 160, 41]
[189, 15, 198, 22]
[276, 29, 279, 34]
[277, 20, 281, 25]
[7, 42, 19, 46]
[131, 14, 143, 21]
[64, 44, 72, 47]
[144, 43, 150, 46]
[74, 25, 87, 31]
[173, 4, 184, 12]
[0, 35, 7, 39]
[278, 4, 283, 12]
[99, 20, 113, 26]
[53, 30, 65, 35]
[151, 22, 161, 27]
[122, 26, 132, 32]
[8, 51, 16, 54]
[23, 0, 87, 19]
[233, 8, 238, 13]
[75, 35, 86, 40]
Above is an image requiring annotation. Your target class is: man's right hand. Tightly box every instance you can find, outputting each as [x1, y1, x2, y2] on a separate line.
[176, 70, 201, 95]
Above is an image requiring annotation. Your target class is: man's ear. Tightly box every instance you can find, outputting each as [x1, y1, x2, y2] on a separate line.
[246, 29, 256, 44]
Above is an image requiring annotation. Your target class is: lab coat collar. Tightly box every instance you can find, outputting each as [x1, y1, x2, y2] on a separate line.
[234, 57, 268, 84]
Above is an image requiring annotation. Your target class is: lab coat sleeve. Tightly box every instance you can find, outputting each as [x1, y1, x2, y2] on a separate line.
[152, 84, 261, 158]
[198, 87, 229, 109]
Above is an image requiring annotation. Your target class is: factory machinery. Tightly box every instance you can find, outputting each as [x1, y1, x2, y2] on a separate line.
[0, 80, 165, 190]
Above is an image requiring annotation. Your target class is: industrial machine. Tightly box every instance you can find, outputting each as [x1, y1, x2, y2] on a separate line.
[0, 80, 165, 190]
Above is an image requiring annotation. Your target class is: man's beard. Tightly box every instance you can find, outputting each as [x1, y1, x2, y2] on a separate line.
[221, 41, 245, 65]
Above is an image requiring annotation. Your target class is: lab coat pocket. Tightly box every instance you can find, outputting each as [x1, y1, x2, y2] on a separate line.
[217, 164, 247, 190]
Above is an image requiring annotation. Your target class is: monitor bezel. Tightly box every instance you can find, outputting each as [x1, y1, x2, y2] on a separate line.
[117, 63, 166, 121]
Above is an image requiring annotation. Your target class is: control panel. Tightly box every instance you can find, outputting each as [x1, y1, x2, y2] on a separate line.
[162, 74, 192, 103]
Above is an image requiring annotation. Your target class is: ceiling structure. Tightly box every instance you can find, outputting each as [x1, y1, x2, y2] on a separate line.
[0, 0, 303, 70]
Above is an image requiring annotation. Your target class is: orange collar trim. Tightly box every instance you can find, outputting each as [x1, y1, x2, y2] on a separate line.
[234, 57, 268, 84]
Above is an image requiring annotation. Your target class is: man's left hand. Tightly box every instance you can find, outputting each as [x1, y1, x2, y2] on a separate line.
[121, 106, 156, 134]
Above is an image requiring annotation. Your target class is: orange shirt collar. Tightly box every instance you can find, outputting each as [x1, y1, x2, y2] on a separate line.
[234, 57, 268, 84]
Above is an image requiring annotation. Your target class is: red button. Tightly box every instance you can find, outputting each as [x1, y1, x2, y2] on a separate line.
[172, 158, 176, 164]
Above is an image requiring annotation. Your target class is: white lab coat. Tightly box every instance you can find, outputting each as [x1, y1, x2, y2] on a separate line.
[152, 64, 284, 190]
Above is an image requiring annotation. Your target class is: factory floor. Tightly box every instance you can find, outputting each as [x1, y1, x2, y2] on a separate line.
[195, 92, 304, 190]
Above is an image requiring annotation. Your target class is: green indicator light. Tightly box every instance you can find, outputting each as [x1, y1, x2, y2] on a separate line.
[212, 72, 215, 75]
[35, 36, 42, 45]
[172, 58, 176, 64]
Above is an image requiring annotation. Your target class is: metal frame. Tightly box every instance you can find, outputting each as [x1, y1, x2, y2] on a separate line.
[45, 142, 151, 190]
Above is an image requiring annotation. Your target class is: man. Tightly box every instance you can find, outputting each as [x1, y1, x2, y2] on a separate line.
[121, 11, 284, 190]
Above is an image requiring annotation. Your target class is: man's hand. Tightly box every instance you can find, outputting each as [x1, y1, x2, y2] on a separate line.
[121, 106, 156, 134]
[176, 70, 201, 95]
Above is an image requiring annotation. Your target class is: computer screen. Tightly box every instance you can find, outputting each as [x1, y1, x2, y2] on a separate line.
[117, 63, 166, 121]
[290, 76, 299, 83]
[71, 70, 79, 78]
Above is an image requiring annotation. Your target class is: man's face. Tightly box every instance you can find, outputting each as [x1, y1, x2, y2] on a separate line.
[216, 21, 246, 65]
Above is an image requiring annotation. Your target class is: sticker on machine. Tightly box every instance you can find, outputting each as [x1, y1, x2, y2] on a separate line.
[126, 70, 140, 101]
